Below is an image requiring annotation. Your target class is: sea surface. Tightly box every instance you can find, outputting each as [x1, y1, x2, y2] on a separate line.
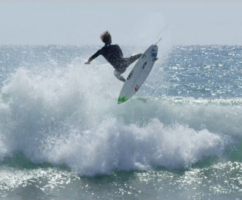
[0, 45, 242, 200]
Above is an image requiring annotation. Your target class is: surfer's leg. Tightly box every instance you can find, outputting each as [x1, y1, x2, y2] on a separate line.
[126, 53, 142, 66]
[114, 70, 126, 82]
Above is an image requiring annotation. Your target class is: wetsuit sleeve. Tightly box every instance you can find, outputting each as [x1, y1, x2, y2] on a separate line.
[88, 49, 103, 62]
[116, 45, 123, 57]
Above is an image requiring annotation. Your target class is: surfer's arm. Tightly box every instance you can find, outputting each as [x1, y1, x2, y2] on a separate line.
[85, 50, 102, 64]
[116, 45, 123, 57]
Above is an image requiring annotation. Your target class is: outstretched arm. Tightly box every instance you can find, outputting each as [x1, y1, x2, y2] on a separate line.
[85, 49, 102, 64]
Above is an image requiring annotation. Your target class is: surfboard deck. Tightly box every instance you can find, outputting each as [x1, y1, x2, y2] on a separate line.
[118, 44, 158, 104]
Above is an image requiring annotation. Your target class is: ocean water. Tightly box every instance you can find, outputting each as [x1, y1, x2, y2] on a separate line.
[0, 45, 242, 200]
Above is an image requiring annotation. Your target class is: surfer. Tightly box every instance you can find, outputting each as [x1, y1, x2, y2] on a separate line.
[85, 31, 142, 82]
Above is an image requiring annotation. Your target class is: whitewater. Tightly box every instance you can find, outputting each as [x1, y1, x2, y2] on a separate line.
[0, 44, 242, 200]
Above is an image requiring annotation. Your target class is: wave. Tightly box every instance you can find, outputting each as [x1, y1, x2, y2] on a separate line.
[0, 65, 240, 176]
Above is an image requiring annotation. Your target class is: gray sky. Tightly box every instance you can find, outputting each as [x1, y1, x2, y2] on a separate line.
[0, 1, 241, 45]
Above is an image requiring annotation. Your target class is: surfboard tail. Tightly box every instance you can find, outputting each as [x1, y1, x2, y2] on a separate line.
[118, 96, 129, 104]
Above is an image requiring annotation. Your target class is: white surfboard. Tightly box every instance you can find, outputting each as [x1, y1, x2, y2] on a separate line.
[118, 44, 158, 104]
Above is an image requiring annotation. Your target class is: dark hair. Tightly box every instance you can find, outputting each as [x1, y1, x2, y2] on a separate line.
[100, 31, 112, 44]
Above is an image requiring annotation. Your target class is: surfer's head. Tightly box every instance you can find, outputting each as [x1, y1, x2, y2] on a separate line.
[101, 31, 112, 45]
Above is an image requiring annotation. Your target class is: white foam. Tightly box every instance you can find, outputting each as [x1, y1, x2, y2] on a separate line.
[0, 63, 228, 176]
[39, 118, 223, 176]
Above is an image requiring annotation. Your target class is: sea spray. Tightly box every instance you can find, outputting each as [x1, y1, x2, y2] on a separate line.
[0, 65, 226, 176]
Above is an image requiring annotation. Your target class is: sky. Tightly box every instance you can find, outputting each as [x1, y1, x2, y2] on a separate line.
[0, 0, 241, 45]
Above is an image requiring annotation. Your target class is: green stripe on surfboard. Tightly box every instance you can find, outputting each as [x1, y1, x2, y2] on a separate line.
[118, 96, 129, 104]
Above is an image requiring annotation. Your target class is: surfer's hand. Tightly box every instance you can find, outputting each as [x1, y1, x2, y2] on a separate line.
[85, 61, 91, 64]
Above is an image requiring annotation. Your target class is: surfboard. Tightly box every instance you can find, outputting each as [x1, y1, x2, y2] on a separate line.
[118, 44, 158, 104]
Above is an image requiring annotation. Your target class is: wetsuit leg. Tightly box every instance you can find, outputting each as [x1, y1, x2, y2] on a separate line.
[126, 53, 142, 66]
[114, 70, 126, 82]
[113, 54, 141, 82]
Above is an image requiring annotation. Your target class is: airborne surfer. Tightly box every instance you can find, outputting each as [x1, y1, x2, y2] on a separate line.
[85, 31, 142, 82]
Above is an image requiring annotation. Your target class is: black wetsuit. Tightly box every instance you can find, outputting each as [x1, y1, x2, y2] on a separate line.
[89, 44, 141, 72]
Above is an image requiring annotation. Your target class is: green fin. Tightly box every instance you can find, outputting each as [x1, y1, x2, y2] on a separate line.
[118, 96, 128, 104]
